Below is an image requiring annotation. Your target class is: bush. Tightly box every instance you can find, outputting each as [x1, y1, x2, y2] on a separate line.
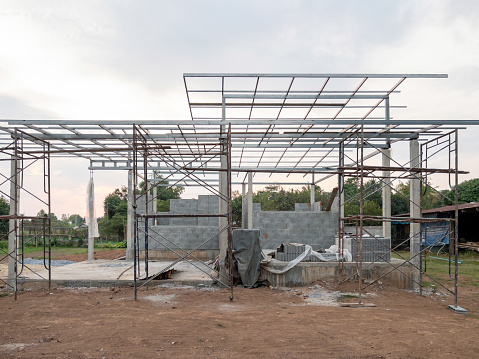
[101, 240, 127, 249]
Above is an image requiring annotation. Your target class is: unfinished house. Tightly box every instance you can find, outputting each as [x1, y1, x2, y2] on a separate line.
[1, 73, 476, 311]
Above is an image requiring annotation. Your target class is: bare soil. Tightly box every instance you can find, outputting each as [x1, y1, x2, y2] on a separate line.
[1, 280, 478, 358]
[49, 249, 126, 262]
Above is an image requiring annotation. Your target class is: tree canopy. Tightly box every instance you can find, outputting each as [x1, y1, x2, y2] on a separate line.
[99, 176, 184, 240]
[0, 196, 9, 235]
[440, 178, 479, 205]
[231, 178, 479, 225]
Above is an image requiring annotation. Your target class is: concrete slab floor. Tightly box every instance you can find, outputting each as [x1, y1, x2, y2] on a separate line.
[1, 260, 215, 284]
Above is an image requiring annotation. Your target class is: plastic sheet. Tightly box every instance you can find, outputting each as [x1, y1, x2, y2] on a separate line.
[86, 177, 99, 238]
[232, 229, 262, 288]
[262, 245, 352, 275]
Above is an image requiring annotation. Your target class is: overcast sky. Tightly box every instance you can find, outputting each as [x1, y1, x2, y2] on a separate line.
[0, 0, 478, 217]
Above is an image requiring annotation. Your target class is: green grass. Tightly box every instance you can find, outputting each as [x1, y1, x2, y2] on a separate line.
[392, 250, 479, 288]
[1, 245, 122, 261]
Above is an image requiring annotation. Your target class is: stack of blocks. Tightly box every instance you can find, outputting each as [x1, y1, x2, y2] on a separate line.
[343, 236, 391, 262]
[275, 244, 323, 262]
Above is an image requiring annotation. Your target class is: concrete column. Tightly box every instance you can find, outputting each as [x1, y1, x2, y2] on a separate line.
[410, 139, 421, 266]
[247, 172, 253, 229]
[242, 183, 247, 228]
[87, 180, 95, 261]
[382, 149, 392, 239]
[219, 154, 228, 269]
[8, 156, 19, 284]
[310, 174, 315, 211]
[126, 169, 133, 260]
[152, 179, 157, 215]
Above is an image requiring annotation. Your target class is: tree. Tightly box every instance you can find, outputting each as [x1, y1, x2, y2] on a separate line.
[155, 176, 184, 212]
[395, 180, 441, 210]
[101, 190, 128, 240]
[391, 192, 409, 216]
[230, 184, 333, 224]
[99, 175, 184, 240]
[104, 192, 127, 221]
[0, 196, 9, 236]
[68, 214, 85, 227]
[231, 191, 242, 226]
[441, 178, 479, 205]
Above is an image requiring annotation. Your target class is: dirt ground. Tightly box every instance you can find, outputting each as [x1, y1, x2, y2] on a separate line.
[1, 251, 478, 358]
[29, 249, 126, 262]
[1, 275, 478, 359]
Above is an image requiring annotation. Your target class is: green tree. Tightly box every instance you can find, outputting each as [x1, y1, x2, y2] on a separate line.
[231, 191, 242, 226]
[101, 190, 128, 240]
[234, 184, 333, 214]
[68, 214, 85, 227]
[0, 196, 9, 236]
[155, 176, 184, 212]
[99, 176, 184, 240]
[395, 180, 441, 210]
[441, 178, 479, 205]
[391, 192, 409, 216]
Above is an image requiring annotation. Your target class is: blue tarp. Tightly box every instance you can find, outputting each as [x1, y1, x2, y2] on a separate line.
[421, 222, 450, 247]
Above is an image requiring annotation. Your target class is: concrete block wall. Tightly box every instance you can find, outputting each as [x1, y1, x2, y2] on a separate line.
[252, 205, 338, 250]
[169, 198, 198, 225]
[136, 195, 155, 226]
[295, 203, 311, 211]
[139, 225, 219, 251]
[136, 195, 338, 258]
[135, 195, 221, 259]
[197, 195, 220, 227]
[136, 195, 155, 215]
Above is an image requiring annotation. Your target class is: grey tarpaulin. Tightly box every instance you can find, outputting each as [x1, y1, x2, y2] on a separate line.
[232, 229, 262, 288]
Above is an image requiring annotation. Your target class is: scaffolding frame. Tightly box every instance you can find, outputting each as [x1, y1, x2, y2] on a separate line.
[335, 127, 462, 307]
[0, 129, 52, 299]
[0, 73, 476, 308]
[131, 124, 234, 300]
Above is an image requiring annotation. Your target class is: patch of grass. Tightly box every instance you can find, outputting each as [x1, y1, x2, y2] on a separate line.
[339, 294, 358, 299]
[392, 250, 479, 288]
[6, 246, 119, 260]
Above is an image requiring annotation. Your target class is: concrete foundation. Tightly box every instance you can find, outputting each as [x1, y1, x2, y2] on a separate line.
[5, 258, 416, 291]
[261, 258, 418, 290]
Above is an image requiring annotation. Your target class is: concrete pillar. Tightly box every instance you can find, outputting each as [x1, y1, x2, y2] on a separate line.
[152, 178, 157, 215]
[126, 169, 133, 260]
[382, 149, 391, 239]
[8, 156, 19, 284]
[410, 139, 421, 266]
[219, 154, 228, 270]
[247, 172, 253, 229]
[242, 182, 247, 228]
[310, 174, 315, 211]
[87, 179, 95, 261]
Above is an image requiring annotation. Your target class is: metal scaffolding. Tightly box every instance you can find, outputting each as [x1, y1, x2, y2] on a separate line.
[0, 129, 52, 299]
[0, 73, 476, 308]
[131, 124, 234, 300]
[335, 127, 463, 308]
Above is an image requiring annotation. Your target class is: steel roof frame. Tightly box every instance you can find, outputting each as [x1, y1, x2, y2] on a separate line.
[0, 72, 477, 185]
